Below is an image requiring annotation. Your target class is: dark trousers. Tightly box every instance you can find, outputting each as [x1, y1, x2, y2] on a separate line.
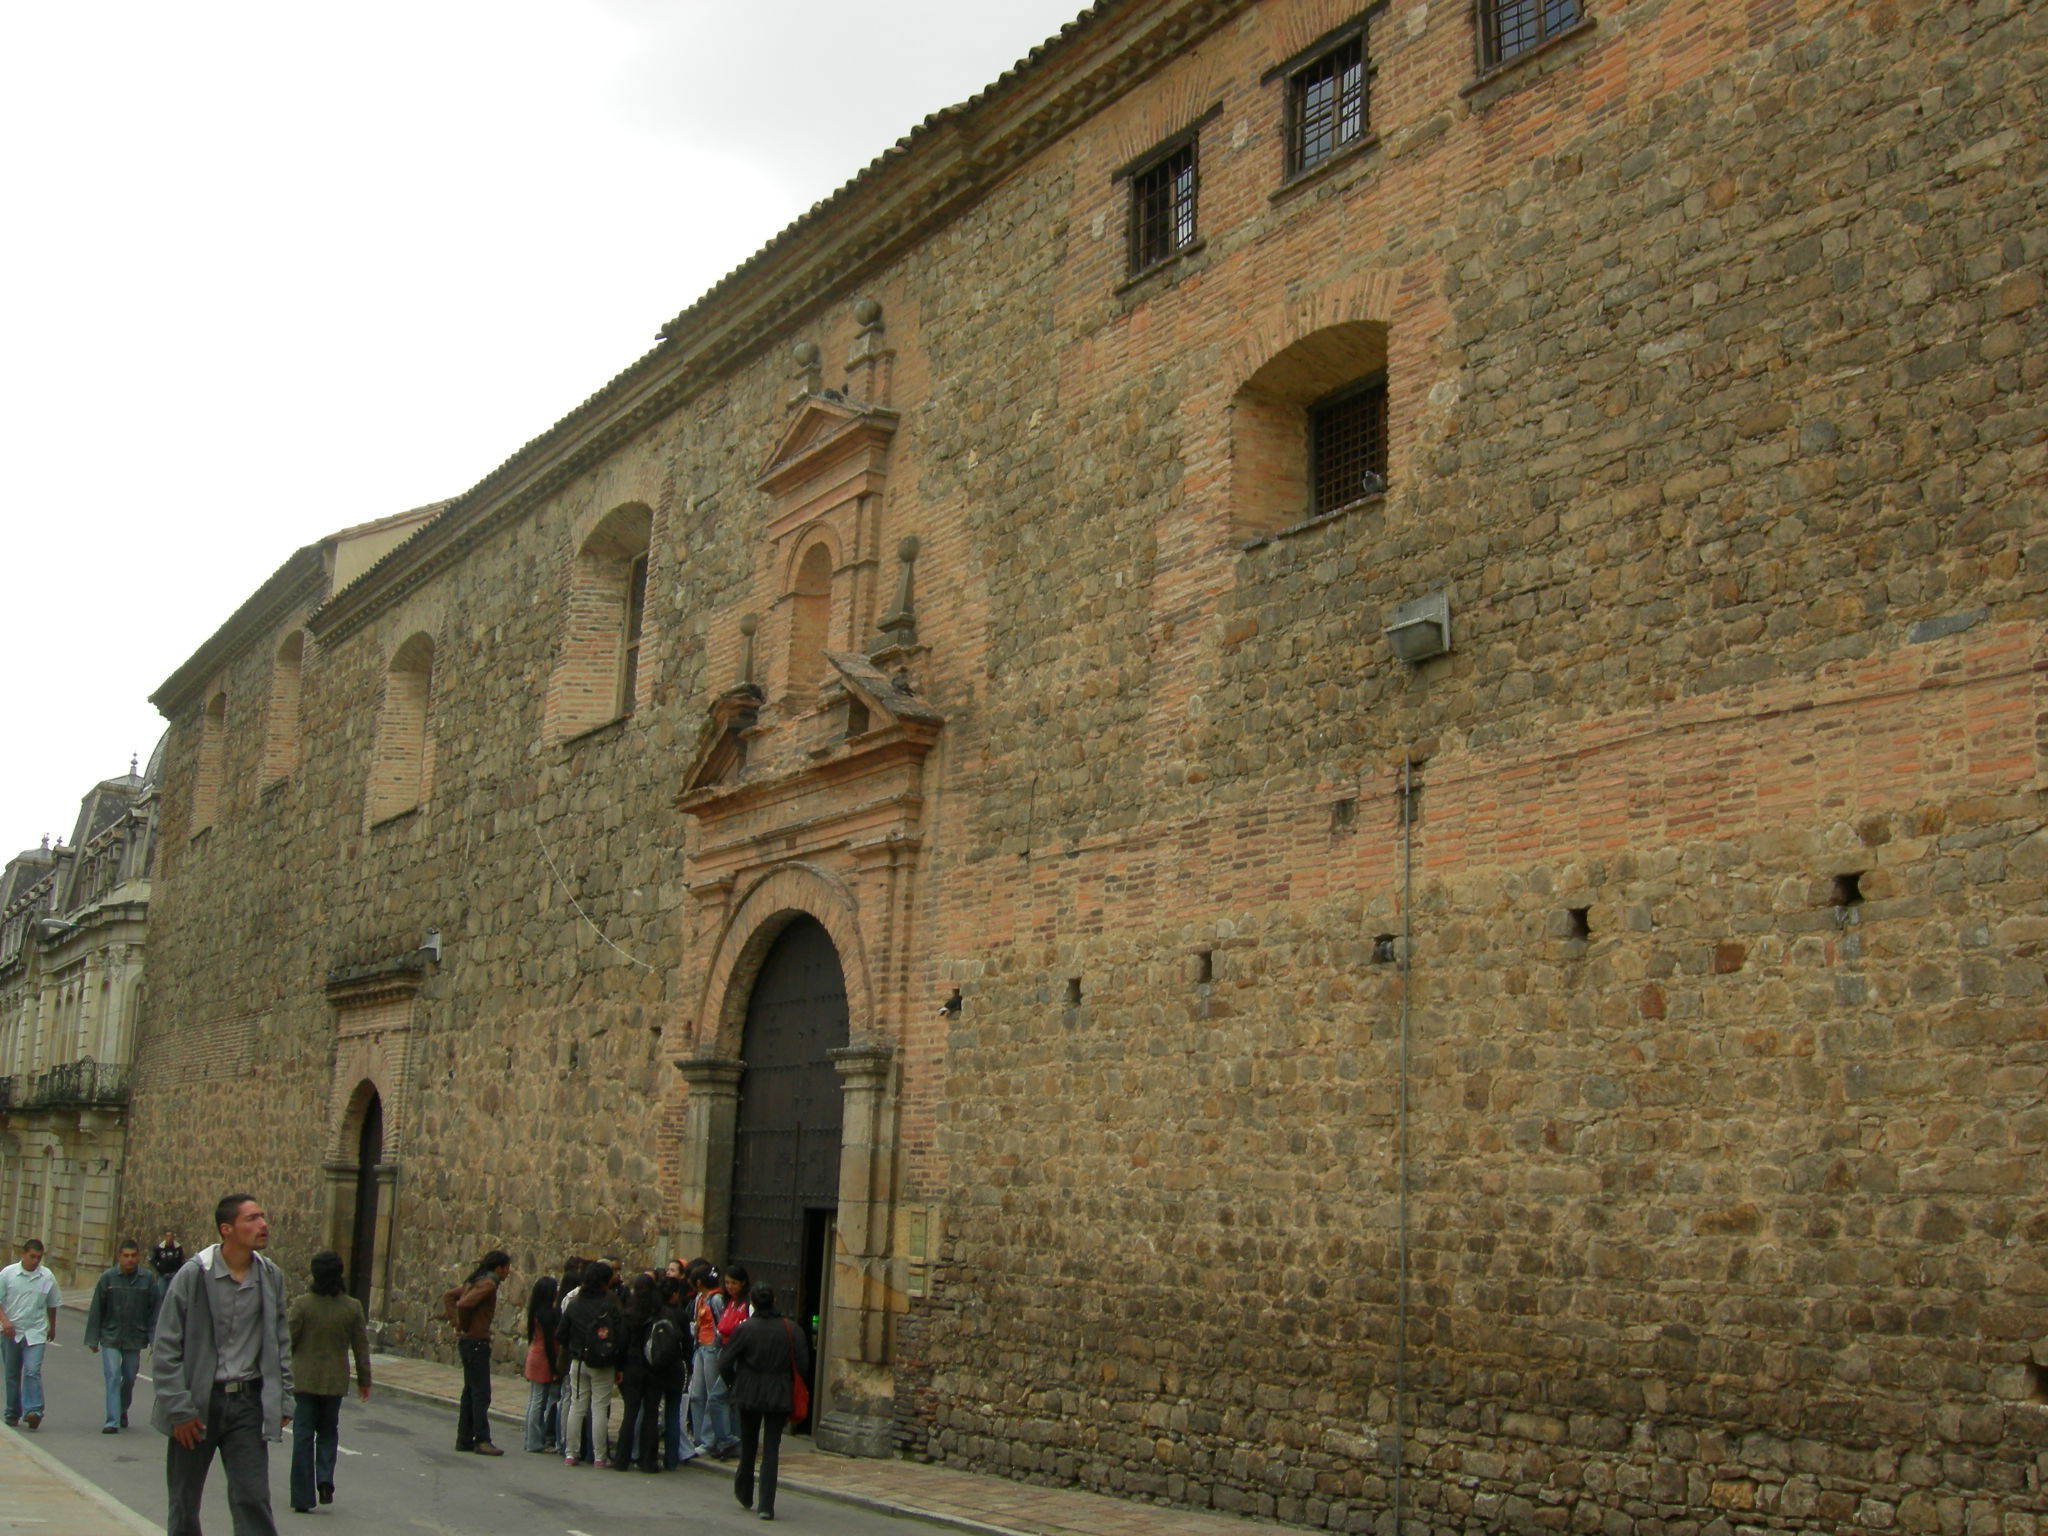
[456, 1338, 494, 1448]
[660, 1385, 685, 1467]
[289, 1393, 341, 1510]
[734, 1409, 786, 1516]
[616, 1375, 647, 1468]
[166, 1384, 276, 1536]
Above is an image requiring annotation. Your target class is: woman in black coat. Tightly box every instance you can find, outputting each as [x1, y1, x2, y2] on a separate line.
[717, 1284, 811, 1521]
[614, 1273, 660, 1471]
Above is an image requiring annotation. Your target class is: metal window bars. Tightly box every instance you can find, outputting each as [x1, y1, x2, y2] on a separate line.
[1291, 36, 1367, 174]
[1130, 143, 1198, 273]
[1310, 378, 1390, 515]
[1480, 0, 1584, 71]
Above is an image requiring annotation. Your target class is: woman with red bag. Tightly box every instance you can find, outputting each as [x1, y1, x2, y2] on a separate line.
[716, 1284, 811, 1522]
[520, 1274, 563, 1453]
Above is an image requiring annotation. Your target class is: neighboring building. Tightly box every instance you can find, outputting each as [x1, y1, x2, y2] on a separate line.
[0, 755, 159, 1286]
[130, 2, 2045, 1531]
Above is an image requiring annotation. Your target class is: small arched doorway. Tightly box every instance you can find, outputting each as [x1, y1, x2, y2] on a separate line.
[348, 1090, 384, 1307]
[729, 915, 848, 1409]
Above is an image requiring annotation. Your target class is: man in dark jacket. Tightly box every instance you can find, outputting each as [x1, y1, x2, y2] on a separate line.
[149, 1230, 185, 1282]
[717, 1284, 810, 1522]
[84, 1240, 160, 1432]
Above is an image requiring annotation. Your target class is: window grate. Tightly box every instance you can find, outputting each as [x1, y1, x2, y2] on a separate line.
[1310, 380, 1388, 514]
[1130, 143, 1198, 273]
[619, 552, 648, 716]
[1479, 0, 1583, 70]
[1290, 36, 1367, 175]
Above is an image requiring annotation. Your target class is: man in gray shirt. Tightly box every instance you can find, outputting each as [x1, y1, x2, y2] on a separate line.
[152, 1194, 293, 1536]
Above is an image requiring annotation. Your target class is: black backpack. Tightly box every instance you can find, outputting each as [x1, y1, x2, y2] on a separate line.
[583, 1309, 622, 1369]
[644, 1315, 681, 1371]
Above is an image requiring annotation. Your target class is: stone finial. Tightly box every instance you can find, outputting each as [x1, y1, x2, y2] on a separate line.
[846, 298, 894, 405]
[738, 613, 759, 687]
[873, 536, 920, 653]
[789, 340, 822, 409]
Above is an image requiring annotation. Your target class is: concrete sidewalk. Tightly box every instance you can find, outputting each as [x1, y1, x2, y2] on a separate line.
[368, 1349, 1276, 1536]
[0, 1419, 162, 1536]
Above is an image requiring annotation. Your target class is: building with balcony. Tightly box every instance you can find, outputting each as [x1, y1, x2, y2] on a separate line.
[0, 754, 158, 1286]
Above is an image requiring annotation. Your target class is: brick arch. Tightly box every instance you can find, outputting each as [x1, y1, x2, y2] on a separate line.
[329, 1076, 384, 1164]
[570, 497, 657, 559]
[778, 520, 845, 589]
[1223, 271, 1399, 392]
[693, 862, 875, 1058]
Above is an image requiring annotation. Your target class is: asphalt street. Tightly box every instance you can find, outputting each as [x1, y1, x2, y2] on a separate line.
[19, 1336, 925, 1535]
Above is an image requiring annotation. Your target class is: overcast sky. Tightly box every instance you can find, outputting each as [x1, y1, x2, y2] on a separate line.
[0, 0, 1088, 861]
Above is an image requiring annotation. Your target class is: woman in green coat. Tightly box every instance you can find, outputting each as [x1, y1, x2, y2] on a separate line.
[286, 1252, 371, 1513]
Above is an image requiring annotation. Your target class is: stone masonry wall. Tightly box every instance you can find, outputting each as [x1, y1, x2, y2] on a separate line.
[126, 0, 2046, 1529]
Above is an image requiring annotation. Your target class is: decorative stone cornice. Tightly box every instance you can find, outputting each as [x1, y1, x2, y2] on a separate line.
[303, 0, 1245, 649]
[152, 545, 327, 717]
[324, 952, 429, 1006]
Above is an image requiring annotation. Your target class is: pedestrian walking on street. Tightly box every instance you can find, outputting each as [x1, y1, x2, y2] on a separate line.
[84, 1239, 160, 1431]
[557, 1260, 623, 1468]
[450, 1250, 510, 1455]
[150, 1230, 186, 1283]
[152, 1194, 294, 1536]
[285, 1251, 370, 1513]
[718, 1283, 809, 1523]
[0, 1238, 61, 1430]
[520, 1274, 562, 1453]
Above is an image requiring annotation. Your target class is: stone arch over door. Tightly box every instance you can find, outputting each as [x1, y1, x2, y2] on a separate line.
[677, 861, 900, 1455]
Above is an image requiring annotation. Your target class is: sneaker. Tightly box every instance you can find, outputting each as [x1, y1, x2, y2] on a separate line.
[102, 1425, 120, 1434]
[563, 1456, 580, 1468]
[473, 1443, 504, 1457]
[22, 1413, 40, 1430]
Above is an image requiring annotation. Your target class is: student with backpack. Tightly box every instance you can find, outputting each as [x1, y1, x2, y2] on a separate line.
[556, 1261, 623, 1468]
[614, 1274, 661, 1471]
[652, 1273, 695, 1469]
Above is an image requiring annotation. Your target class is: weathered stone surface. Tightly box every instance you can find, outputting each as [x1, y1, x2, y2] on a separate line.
[111, 0, 2048, 1531]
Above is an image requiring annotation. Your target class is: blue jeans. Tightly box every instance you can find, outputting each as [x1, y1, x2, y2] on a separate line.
[686, 1343, 730, 1449]
[523, 1379, 561, 1452]
[1, 1337, 45, 1421]
[290, 1393, 341, 1510]
[100, 1346, 142, 1427]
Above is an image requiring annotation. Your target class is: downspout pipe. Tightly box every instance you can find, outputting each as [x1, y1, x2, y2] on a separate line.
[1393, 754, 1414, 1533]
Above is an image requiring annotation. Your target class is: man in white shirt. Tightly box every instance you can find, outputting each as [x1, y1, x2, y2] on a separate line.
[0, 1237, 62, 1429]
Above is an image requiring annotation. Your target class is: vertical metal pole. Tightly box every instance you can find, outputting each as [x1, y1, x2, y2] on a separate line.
[1394, 755, 1413, 1536]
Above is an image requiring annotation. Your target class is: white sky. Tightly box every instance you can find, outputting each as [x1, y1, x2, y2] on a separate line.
[0, 1, 1088, 860]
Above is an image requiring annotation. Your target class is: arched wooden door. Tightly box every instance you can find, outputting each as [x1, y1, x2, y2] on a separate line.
[728, 916, 847, 1387]
[348, 1091, 383, 1307]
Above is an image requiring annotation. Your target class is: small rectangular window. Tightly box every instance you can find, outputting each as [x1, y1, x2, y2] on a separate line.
[1290, 36, 1367, 175]
[1129, 142, 1198, 274]
[1309, 377, 1388, 514]
[1479, 0, 1584, 71]
[618, 552, 649, 717]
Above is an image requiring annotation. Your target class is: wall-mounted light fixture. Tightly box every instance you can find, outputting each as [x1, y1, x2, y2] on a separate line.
[1385, 592, 1451, 665]
[419, 928, 442, 964]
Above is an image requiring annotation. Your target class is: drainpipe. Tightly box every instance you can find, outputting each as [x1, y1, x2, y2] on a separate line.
[1393, 754, 1414, 1533]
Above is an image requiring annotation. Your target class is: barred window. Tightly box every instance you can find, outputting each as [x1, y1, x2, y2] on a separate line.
[1130, 143, 1198, 274]
[1479, 0, 1584, 71]
[1309, 377, 1388, 515]
[618, 551, 648, 718]
[1290, 36, 1367, 175]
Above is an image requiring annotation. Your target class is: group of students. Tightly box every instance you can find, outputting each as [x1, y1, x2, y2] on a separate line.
[509, 1253, 811, 1521]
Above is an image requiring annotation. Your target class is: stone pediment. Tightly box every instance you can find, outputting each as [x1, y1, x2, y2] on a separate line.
[758, 394, 899, 501]
[677, 653, 942, 824]
[678, 684, 766, 801]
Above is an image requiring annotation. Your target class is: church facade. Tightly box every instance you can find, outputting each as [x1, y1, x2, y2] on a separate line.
[129, 1, 2046, 1530]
